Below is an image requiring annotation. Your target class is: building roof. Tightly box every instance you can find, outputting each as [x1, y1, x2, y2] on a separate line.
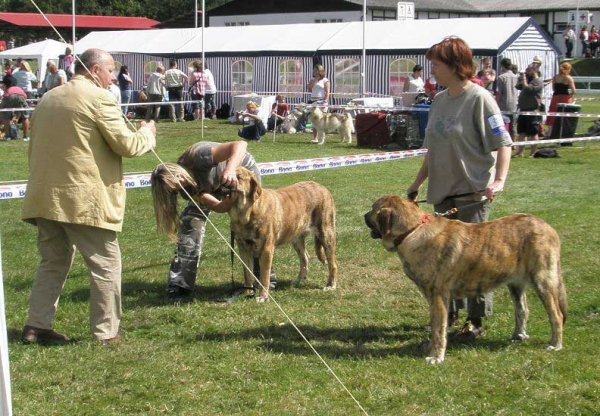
[0, 12, 159, 30]
[206, 0, 600, 14]
[342, 0, 600, 12]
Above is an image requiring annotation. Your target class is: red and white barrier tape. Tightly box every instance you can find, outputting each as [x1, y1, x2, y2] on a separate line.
[2, 136, 599, 201]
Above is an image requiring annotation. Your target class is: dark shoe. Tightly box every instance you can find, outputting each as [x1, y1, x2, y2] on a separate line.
[101, 333, 122, 346]
[21, 325, 69, 344]
[424, 312, 459, 332]
[251, 276, 277, 290]
[452, 320, 485, 343]
[167, 286, 192, 300]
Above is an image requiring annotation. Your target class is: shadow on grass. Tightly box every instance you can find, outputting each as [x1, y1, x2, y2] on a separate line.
[194, 322, 515, 359]
[62, 278, 296, 308]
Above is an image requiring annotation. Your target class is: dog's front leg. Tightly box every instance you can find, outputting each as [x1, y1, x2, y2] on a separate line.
[426, 293, 449, 365]
[256, 246, 275, 303]
[240, 246, 255, 297]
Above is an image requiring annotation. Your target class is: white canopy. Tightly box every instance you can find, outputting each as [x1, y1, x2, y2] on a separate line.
[0, 39, 70, 81]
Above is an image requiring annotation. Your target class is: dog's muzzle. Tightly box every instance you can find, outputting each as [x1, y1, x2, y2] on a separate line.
[364, 213, 381, 239]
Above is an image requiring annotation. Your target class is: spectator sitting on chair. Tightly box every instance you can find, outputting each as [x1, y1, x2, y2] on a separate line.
[267, 94, 289, 131]
[1, 74, 31, 141]
[237, 101, 266, 142]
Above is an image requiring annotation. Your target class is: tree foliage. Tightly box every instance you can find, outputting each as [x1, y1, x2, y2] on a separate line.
[1, 0, 230, 22]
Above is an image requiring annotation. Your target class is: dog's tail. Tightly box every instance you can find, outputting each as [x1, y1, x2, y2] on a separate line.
[314, 237, 327, 264]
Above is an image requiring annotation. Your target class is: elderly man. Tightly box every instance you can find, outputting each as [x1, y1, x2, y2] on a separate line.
[44, 59, 67, 91]
[21, 48, 157, 345]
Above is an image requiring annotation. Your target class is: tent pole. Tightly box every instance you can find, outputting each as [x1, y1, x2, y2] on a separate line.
[201, 0, 205, 137]
[361, 0, 366, 98]
[71, 0, 76, 53]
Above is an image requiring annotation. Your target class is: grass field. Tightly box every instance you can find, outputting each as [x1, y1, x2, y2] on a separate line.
[1, 110, 600, 414]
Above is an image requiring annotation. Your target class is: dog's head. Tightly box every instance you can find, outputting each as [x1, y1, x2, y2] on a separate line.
[364, 196, 424, 251]
[308, 106, 324, 121]
[235, 166, 262, 202]
[293, 103, 307, 118]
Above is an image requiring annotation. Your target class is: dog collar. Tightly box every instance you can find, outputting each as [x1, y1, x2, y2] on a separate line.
[393, 213, 433, 248]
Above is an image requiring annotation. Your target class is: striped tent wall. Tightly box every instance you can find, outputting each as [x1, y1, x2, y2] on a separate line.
[502, 25, 558, 79]
[319, 54, 429, 106]
[106, 21, 557, 114]
[111, 53, 316, 112]
[500, 24, 559, 100]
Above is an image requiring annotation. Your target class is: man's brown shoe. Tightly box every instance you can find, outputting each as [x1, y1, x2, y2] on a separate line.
[21, 325, 69, 344]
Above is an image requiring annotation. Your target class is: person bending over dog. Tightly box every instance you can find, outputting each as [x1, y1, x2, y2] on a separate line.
[151, 140, 276, 300]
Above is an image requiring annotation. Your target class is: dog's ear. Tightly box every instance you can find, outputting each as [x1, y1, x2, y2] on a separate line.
[248, 174, 262, 203]
[376, 208, 398, 238]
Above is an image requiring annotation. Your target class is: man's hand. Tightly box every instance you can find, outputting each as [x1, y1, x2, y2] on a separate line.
[140, 120, 157, 135]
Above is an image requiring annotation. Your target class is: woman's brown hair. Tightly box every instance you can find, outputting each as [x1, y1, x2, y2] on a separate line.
[425, 36, 474, 81]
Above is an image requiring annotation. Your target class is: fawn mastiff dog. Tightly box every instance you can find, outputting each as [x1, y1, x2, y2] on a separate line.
[229, 167, 338, 302]
[364, 195, 567, 364]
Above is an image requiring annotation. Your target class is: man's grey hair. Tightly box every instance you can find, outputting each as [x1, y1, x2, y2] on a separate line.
[74, 48, 111, 74]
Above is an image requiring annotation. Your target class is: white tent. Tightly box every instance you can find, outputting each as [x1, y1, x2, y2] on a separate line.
[75, 17, 559, 107]
[0, 39, 70, 82]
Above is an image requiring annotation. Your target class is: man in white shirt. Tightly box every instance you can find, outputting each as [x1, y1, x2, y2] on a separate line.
[164, 59, 188, 122]
[145, 65, 165, 122]
[563, 24, 576, 58]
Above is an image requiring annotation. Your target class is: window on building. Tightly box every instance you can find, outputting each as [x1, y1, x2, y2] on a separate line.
[315, 19, 327, 24]
[389, 58, 416, 97]
[278, 59, 303, 97]
[232, 59, 253, 93]
[330, 19, 343, 23]
[225, 22, 249, 26]
[334, 58, 360, 98]
[372, 9, 397, 21]
[143, 60, 163, 84]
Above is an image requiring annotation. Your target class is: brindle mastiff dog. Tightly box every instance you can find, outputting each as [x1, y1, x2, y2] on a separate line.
[229, 167, 338, 302]
[364, 195, 567, 364]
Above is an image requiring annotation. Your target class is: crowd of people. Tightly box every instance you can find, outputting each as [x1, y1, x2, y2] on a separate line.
[563, 24, 599, 58]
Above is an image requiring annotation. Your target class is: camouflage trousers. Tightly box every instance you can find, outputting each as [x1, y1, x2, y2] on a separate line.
[167, 203, 277, 291]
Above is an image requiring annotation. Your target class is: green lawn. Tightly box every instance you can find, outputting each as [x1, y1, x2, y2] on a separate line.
[1, 116, 599, 414]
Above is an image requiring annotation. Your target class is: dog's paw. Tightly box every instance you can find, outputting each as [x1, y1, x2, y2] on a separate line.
[547, 343, 563, 351]
[255, 295, 269, 303]
[510, 333, 530, 342]
[323, 285, 337, 291]
[425, 356, 444, 365]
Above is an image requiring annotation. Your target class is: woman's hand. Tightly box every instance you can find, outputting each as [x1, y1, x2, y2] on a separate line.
[221, 167, 238, 188]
